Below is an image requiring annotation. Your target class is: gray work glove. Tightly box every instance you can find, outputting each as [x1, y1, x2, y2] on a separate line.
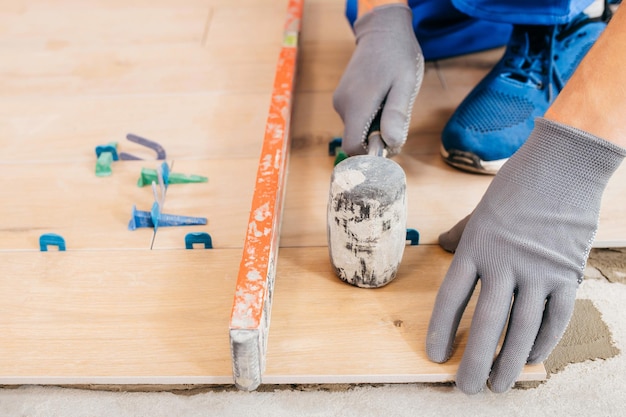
[427, 118, 626, 394]
[333, 4, 424, 155]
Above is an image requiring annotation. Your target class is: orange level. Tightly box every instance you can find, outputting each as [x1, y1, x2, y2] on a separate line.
[229, 0, 304, 391]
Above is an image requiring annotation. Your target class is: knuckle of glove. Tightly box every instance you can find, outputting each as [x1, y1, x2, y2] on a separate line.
[342, 136, 367, 156]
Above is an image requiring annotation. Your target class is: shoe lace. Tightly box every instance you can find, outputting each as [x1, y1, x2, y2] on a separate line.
[503, 10, 607, 102]
[502, 26, 562, 102]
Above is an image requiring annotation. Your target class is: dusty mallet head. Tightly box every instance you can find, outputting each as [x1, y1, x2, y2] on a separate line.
[327, 154, 407, 288]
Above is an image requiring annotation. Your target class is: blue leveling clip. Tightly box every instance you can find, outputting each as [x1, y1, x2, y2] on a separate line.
[185, 232, 213, 249]
[39, 233, 66, 251]
[406, 228, 420, 246]
[328, 137, 342, 156]
[328, 137, 349, 166]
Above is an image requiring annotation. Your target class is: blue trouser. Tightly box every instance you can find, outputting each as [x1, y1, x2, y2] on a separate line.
[345, 0, 595, 60]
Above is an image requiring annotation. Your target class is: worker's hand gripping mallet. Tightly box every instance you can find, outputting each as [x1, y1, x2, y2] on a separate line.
[327, 111, 407, 288]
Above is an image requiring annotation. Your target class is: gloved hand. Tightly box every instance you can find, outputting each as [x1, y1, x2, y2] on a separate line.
[427, 118, 626, 394]
[333, 4, 423, 156]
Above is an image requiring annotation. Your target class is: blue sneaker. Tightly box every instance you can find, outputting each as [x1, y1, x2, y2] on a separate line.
[441, 10, 609, 174]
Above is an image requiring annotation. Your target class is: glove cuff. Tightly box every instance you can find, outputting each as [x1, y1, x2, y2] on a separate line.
[498, 117, 626, 210]
[353, 4, 413, 38]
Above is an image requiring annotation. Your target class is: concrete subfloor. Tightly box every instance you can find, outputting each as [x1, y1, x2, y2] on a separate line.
[0, 248, 624, 416]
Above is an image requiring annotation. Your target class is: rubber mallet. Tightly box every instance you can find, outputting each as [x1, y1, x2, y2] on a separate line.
[327, 115, 407, 288]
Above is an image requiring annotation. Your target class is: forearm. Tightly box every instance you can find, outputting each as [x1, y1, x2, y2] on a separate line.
[357, 0, 407, 18]
[545, 6, 626, 148]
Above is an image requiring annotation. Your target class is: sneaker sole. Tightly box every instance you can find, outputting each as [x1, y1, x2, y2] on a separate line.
[440, 145, 507, 175]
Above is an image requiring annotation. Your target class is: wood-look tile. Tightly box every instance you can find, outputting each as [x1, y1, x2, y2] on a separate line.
[0, 92, 270, 163]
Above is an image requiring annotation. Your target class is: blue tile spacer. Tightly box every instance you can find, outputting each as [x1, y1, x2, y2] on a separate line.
[39, 233, 66, 251]
[128, 205, 207, 231]
[128, 205, 153, 230]
[406, 228, 420, 246]
[185, 232, 213, 249]
[328, 137, 342, 156]
[157, 211, 207, 227]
